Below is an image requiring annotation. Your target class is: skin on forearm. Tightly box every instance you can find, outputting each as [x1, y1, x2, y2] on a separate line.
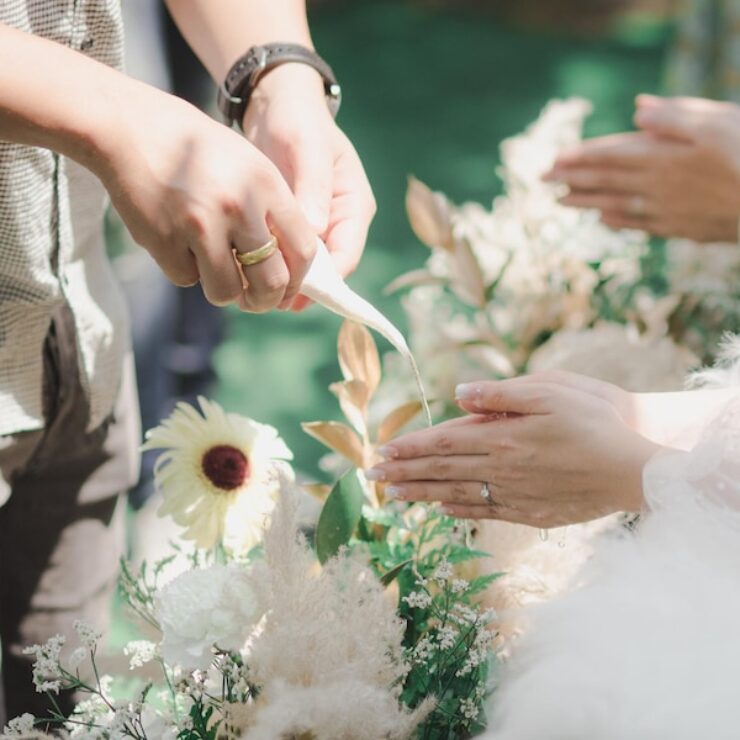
[0, 22, 180, 176]
[164, 0, 313, 82]
[634, 387, 738, 450]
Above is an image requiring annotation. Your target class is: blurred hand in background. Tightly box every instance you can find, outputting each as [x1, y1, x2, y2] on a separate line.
[544, 95, 740, 243]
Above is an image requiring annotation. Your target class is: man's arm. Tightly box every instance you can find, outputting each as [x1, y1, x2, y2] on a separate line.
[0, 22, 130, 169]
[0, 21, 315, 312]
[164, 0, 314, 82]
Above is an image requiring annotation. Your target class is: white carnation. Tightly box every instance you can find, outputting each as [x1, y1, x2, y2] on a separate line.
[156, 564, 259, 670]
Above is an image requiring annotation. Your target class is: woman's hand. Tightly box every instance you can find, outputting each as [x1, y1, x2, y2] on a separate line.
[366, 375, 661, 527]
[243, 65, 376, 308]
[544, 96, 740, 242]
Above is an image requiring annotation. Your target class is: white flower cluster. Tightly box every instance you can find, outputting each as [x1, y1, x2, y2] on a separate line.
[22, 634, 65, 694]
[403, 590, 432, 609]
[456, 629, 494, 678]
[459, 686, 487, 722]
[73, 620, 101, 650]
[123, 639, 157, 670]
[2, 714, 36, 737]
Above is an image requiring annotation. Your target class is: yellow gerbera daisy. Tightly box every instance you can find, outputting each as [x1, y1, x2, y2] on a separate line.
[142, 397, 293, 551]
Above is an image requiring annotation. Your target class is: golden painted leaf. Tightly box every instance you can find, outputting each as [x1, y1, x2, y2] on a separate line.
[378, 400, 423, 444]
[302, 421, 364, 468]
[450, 235, 486, 308]
[337, 320, 381, 394]
[330, 379, 370, 435]
[406, 175, 455, 252]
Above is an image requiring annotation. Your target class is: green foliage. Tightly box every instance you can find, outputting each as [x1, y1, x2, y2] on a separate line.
[315, 468, 366, 563]
[316, 475, 501, 739]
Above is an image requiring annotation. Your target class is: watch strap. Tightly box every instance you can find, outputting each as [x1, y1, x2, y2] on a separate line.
[218, 43, 341, 129]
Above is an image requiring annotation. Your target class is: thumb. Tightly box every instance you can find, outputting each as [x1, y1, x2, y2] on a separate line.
[634, 95, 705, 143]
[290, 138, 333, 235]
[454, 380, 553, 416]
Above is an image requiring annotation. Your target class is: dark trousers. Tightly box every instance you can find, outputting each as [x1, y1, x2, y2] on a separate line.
[0, 305, 139, 722]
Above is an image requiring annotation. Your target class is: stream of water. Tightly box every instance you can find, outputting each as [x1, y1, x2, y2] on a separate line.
[302, 239, 433, 427]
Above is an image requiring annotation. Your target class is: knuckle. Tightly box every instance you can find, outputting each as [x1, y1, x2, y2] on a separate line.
[220, 196, 244, 220]
[294, 238, 316, 265]
[433, 434, 454, 454]
[262, 272, 289, 295]
[183, 208, 208, 239]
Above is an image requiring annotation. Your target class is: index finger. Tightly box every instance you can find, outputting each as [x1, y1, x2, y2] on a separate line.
[379, 414, 509, 460]
[322, 146, 375, 278]
[267, 193, 317, 305]
[553, 133, 653, 170]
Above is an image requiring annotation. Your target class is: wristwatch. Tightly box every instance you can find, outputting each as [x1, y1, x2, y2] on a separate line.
[218, 43, 342, 130]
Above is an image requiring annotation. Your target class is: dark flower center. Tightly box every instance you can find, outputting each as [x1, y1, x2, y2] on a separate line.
[201, 445, 250, 491]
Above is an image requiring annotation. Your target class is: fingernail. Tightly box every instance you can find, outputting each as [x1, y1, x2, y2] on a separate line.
[385, 485, 404, 499]
[378, 445, 398, 459]
[365, 467, 386, 481]
[542, 168, 559, 182]
[455, 383, 481, 401]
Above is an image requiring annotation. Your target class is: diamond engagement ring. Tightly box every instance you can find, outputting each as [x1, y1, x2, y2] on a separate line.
[480, 481, 495, 506]
[235, 235, 278, 267]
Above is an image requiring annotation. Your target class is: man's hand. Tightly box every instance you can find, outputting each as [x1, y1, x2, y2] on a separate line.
[243, 65, 376, 308]
[97, 88, 317, 313]
[544, 96, 740, 243]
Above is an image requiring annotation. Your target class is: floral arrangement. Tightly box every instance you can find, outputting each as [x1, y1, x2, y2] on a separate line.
[386, 97, 740, 409]
[379, 97, 740, 629]
[3, 322, 498, 740]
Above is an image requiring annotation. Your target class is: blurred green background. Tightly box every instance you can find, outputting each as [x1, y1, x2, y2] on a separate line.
[214, 1, 673, 478]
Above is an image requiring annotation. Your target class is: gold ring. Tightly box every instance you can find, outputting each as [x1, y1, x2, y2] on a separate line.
[235, 236, 278, 267]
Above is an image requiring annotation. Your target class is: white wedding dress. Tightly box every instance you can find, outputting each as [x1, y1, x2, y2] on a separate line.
[484, 341, 740, 739]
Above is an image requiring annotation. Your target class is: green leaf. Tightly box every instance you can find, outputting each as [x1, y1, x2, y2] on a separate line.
[380, 559, 413, 586]
[316, 468, 365, 564]
[446, 547, 492, 564]
[466, 571, 504, 596]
